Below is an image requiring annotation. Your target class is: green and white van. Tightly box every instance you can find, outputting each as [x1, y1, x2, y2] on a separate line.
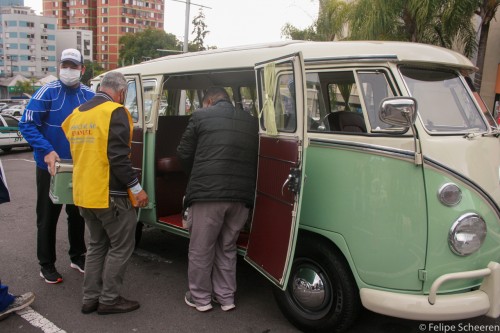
[91, 41, 500, 332]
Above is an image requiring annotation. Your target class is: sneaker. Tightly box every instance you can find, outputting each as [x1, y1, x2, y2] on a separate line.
[40, 266, 63, 284]
[220, 303, 236, 311]
[184, 291, 212, 312]
[212, 296, 235, 311]
[70, 256, 85, 273]
[0, 292, 35, 321]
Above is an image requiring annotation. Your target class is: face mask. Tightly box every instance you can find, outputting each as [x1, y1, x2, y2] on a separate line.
[59, 68, 81, 87]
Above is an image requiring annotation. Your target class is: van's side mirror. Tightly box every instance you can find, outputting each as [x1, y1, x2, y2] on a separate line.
[379, 97, 417, 128]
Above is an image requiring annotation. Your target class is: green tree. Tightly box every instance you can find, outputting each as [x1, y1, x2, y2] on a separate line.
[119, 28, 181, 66]
[191, 8, 210, 51]
[349, 0, 498, 91]
[81, 60, 104, 86]
[15, 80, 35, 96]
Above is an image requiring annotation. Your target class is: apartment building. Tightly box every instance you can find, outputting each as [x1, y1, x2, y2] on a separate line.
[55, 29, 93, 63]
[0, 6, 58, 78]
[43, 0, 164, 70]
[0, 0, 23, 6]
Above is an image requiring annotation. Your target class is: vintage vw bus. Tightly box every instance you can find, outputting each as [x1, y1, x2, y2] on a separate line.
[89, 41, 500, 332]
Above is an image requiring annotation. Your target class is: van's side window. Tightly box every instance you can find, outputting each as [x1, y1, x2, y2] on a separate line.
[239, 87, 258, 117]
[124, 80, 138, 123]
[143, 80, 157, 123]
[318, 71, 367, 134]
[307, 69, 397, 133]
[275, 73, 297, 132]
[357, 71, 396, 130]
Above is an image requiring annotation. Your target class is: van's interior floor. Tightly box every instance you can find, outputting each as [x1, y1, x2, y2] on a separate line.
[158, 214, 249, 248]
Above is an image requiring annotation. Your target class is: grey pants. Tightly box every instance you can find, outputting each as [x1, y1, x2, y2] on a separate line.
[79, 196, 137, 305]
[188, 201, 249, 307]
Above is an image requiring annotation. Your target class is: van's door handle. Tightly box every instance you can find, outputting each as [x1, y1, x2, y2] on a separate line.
[281, 174, 292, 196]
[281, 168, 301, 196]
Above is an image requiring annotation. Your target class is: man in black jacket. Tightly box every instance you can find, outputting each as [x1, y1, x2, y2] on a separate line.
[177, 87, 258, 312]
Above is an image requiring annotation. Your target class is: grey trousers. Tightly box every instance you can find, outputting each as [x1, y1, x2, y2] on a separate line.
[79, 196, 137, 305]
[188, 201, 249, 307]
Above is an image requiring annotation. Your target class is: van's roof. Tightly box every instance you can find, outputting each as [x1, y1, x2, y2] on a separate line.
[109, 40, 476, 77]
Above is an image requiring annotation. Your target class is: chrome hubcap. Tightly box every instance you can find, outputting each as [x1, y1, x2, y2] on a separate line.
[291, 266, 326, 309]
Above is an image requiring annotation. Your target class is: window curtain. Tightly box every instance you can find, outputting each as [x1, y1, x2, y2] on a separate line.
[259, 63, 278, 135]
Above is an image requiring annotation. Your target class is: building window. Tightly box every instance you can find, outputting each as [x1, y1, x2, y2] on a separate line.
[102, 8, 108, 14]
[101, 17, 108, 23]
[53, 1, 58, 7]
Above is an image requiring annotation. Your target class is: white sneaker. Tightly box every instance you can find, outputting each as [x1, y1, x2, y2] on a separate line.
[220, 303, 236, 311]
[212, 296, 236, 311]
[0, 292, 35, 321]
[184, 291, 212, 312]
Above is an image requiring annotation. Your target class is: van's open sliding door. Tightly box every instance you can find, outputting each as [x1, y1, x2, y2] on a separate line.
[245, 52, 306, 289]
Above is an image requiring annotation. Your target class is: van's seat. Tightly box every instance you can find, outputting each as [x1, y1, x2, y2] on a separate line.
[326, 111, 367, 133]
[157, 156, 182, 174]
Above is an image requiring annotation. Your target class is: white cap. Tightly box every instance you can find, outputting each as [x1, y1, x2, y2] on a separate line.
[61, 48, 83, 65]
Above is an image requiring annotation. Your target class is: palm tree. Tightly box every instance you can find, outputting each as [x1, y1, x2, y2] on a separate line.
[472, 0, 500, 90]
[346, 0, 498, 91]
[348, 0, 477, 57]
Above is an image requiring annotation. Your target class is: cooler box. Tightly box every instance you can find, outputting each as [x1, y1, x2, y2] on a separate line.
[49, 160, 74, 205]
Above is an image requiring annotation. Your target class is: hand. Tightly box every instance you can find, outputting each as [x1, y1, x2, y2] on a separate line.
[44, 151, 60, 176]
[134, 190, 148, 208]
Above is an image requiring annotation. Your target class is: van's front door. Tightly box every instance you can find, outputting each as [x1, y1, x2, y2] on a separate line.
[245, 53, 306, 288]
[123, 74, 144, 187]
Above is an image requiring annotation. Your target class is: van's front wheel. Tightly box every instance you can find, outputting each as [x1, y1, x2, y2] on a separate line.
[272, 237, 360, 333]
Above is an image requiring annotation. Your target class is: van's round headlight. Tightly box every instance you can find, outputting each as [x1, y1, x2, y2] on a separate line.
[448, 213, 486, 256]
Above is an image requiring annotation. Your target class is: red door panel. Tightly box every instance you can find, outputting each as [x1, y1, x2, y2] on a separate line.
[246, 136, 300, 283]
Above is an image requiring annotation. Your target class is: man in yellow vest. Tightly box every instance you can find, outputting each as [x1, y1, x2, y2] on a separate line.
[62, 71, 148, 315]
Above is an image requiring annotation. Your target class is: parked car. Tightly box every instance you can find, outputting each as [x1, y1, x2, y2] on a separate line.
[0, 102, 9, 112]
[0, 114, 30, 152]
[2, 104, 25, 117]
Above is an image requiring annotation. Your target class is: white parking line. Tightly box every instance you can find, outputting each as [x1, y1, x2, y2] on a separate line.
[16, 306, 66, 333]
[2, 158, 35, 163]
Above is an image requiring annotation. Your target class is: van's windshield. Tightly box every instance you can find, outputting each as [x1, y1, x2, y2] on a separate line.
[400, 67, 488, 134]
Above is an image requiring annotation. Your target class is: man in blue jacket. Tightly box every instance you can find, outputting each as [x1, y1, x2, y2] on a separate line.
[19, 48, 95, 284]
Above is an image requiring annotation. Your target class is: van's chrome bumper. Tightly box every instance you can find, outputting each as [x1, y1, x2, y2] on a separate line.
[360, 262, 500, 321]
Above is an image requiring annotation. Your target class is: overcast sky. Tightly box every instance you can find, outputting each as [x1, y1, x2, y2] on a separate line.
[24, 0, 319, 48]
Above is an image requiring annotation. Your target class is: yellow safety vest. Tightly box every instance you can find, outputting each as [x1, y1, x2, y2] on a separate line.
[62, 101, 132, 208]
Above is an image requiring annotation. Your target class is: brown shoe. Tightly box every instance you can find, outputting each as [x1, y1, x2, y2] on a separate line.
[81, 300, 99, 314]
[97, 296, 140, 315]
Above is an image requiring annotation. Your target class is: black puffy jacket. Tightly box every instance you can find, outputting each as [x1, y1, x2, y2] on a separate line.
[177, 100, 259, 207]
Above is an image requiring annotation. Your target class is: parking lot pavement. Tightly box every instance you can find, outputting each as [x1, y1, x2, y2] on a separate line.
[0, 151, 299, 333]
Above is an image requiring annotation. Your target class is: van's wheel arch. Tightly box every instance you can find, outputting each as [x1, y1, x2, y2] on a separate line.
[272, 234, 361, 333]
